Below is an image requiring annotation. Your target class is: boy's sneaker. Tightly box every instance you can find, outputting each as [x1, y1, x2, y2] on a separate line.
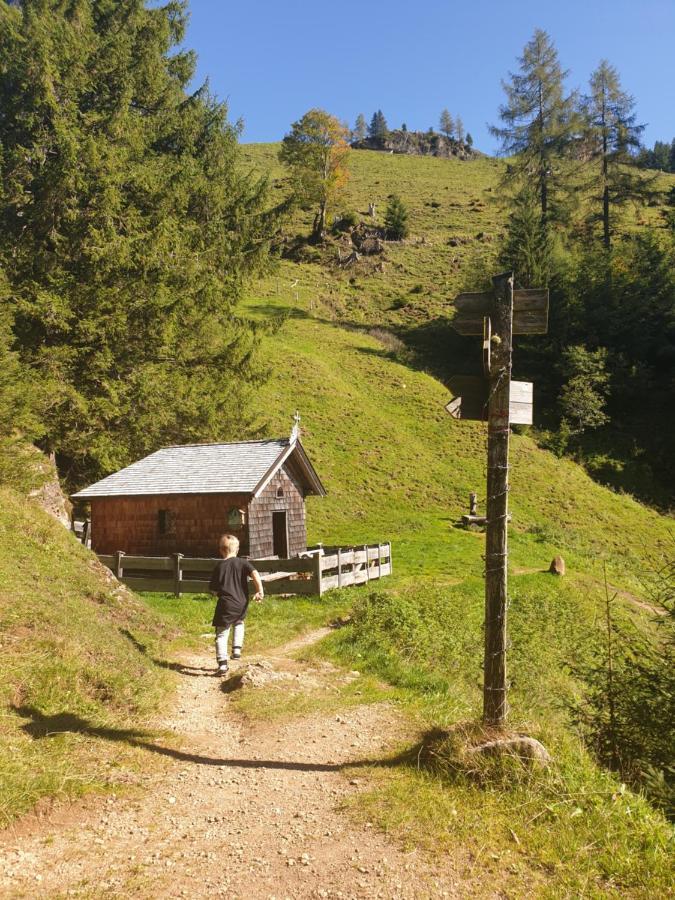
[217, 662, 229, 675]
[232, 648, 242, 660]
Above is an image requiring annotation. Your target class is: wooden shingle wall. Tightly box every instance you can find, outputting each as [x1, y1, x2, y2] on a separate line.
[247, 464, 307, 558]
[90, 493, 250, 557]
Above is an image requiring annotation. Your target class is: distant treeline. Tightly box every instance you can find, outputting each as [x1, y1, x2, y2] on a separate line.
[636, 139, 675, 173]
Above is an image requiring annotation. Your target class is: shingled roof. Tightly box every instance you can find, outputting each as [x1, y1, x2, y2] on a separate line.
[71, 439, 326, 500]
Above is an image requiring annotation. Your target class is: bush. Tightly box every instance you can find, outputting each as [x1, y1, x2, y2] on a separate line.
[332, 211, 359, 233]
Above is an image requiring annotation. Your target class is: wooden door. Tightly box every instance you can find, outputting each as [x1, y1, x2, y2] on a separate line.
[272, 510, 289, 559]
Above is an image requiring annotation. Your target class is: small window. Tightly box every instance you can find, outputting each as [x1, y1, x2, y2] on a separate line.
[276, 486, 284, 499]
[158, 509, 175, 536]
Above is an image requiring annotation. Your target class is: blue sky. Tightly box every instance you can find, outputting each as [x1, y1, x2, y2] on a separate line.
[185, 0, 674, 153]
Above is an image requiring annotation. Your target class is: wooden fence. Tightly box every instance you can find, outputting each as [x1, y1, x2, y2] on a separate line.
[97, 543, 392, 597]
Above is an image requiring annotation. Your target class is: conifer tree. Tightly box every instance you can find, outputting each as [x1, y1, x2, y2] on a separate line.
[0, 0, 279, 485]
[352, 113, 367, 142]
[439, 109, 455, 138]
[384, 195, 409, 240]
[279, 109, 350, 242]
[455, 115, 465, 143]
[582, 60, 648, 248]
[466, 132, 474, 148]
[368, 110, 388, 142]
[491, 29, 578, 227]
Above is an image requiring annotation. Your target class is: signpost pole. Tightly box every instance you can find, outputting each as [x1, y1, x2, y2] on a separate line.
[483, 272, 513, 728]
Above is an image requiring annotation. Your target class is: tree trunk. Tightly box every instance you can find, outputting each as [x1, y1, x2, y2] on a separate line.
[312, 201, 326, 243]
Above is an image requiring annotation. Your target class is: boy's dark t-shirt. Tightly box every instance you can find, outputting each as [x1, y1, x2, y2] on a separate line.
[209, 557, 256, 627]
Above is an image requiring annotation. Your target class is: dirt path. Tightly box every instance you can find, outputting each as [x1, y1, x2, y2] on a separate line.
[0, 630, 468, 899]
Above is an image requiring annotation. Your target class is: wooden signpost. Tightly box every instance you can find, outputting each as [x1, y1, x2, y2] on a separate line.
[445, 377, 533, 424]
[448, 273, 548, 727]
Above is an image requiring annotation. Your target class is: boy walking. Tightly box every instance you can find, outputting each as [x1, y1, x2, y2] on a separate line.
[208, 534, 264, 675]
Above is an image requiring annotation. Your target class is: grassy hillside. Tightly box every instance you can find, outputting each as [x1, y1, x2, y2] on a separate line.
[216, 143, 675, 894]
[242, 143, 674, 328]
[0, 463, 178, 824]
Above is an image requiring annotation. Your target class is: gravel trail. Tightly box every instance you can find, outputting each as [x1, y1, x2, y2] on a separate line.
[0, 630, 467, 899]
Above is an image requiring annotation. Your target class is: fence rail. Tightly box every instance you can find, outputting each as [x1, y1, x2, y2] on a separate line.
[97, 542, 392, 597]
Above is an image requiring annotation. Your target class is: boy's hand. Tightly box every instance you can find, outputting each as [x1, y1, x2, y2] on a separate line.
[253, 591, 264, 603]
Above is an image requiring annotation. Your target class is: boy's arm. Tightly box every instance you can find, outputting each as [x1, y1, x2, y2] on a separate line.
[250, 569, 264, 602]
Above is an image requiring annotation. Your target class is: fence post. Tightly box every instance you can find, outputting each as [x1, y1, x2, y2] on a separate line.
[337, 547, 343, 588]
[314, 551, 323, 597]
[173, 553, 183, 598]
[363, 544, 369, 583]
[388, 543, 393, 576]
[115, 550, 125, 580]
[377, 543, 382, 579]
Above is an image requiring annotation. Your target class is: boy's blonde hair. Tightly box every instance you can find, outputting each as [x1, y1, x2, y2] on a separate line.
[219, 533, 240, 555]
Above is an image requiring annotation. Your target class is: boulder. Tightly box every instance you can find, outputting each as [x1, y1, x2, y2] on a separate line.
[549, 555, 566, 576]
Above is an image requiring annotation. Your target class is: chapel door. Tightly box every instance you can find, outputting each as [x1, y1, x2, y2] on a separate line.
[272, 510, 289, 558]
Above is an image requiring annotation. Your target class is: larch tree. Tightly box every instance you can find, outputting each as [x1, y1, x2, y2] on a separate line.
[352, 113, 367, 142]
[279, 109, 350, 242]
[439, 109, 455, 138]
[0, 0, 280, 486]
[582, 60, 648, 249]
[491, 29, 578, 228]
[455, 115, 465, 143]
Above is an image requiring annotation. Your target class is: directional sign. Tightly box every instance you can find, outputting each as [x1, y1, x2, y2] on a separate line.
[445, 376, 533, 424]
[452, 288, 549, 336]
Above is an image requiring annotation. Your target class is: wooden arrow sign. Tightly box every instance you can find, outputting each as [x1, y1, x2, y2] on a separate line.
[452, 288, 549, 336]
[445, 376, 533, 424]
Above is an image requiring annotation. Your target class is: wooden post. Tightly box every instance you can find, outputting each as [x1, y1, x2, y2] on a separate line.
[115, 550, 125, 580]
[388, 542, 393, 576]
[173, 552, 183, 598]
[483, 271, 513, 728]
[337, 548, 343, 588]
[314, 550, 324, 596]
[363, 544, 370, 582]
[377, 543, 382, 580]
[470, 492, 478, 516]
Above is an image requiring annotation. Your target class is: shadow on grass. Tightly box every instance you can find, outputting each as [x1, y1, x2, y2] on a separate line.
[120, 629, 214, 677]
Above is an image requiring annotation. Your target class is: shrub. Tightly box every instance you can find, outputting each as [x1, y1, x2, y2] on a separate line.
[384, 195, 409, 240]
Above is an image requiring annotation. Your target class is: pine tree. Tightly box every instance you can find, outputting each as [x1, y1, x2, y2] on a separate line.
[455, 115, 465, 143]
[279, 109, 350, 242]
[490, 29, 578, 227]
[439, 109, 454, 138]
[669, 138, 675, 173]
[466, 132, 474, 148]
[352, 113, 367, 142]
[368, 110, 388, 143]
[582, 60, 648, 248]
[384, 195, 409, 240]
[0, 0, 279, 485]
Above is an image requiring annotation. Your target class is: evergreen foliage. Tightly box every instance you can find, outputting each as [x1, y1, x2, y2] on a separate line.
[582, 61, 649, 248]
[279, 108, 350, 242]
[455, 114, 465, 143]
[384, 194, 409, 240]
[0, 0, 279, 486]
[491, 29, 578, 227]
[637, 138, 675, 172]
[368, 110, 389, 142]
[498, 188, 553, 287]
[558, 345, 609, 433]
[574, 559, 675, 817]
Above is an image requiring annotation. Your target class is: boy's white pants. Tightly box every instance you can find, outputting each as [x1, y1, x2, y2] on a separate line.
[215, 622, 245, 663]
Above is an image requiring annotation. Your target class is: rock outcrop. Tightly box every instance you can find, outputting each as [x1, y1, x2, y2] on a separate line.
[352, 130, 480, 160]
